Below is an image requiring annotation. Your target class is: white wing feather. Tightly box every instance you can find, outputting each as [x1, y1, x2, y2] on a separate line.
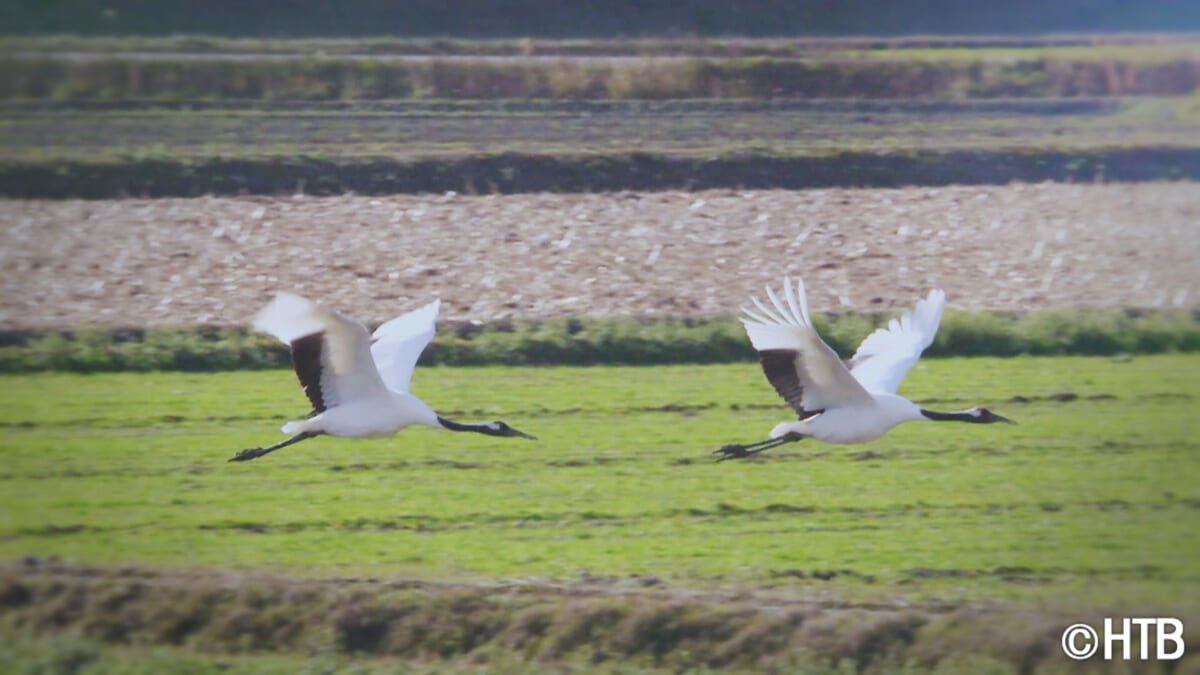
[741, 277, 874, 410]
[253, 293, 390, 407]
[848, 289, 946, 394]
[370, 299, 440, 393]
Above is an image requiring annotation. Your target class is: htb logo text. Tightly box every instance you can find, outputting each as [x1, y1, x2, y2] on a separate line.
[1061, 618, 1184, 661]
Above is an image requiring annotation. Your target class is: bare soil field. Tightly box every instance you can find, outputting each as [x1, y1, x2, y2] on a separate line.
[1, 182, 1197, 329]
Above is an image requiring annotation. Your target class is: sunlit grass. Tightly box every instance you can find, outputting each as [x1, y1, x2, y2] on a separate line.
[2, 355, 1197, 612]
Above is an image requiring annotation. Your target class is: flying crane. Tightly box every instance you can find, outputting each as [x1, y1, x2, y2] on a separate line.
[230, 293, 534, 462]
[715, 277, 1013, 461]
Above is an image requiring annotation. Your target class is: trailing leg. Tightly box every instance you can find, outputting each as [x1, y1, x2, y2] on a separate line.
[713, 432, 804, 461]
[229, 431, 322, 462]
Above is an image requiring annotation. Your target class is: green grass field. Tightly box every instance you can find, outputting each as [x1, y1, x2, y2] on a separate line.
[3, 355, 1197, 604]
[2, 357, 1198, 670]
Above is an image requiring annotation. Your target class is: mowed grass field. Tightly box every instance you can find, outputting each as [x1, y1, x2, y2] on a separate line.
[2, 355, 1197, 612]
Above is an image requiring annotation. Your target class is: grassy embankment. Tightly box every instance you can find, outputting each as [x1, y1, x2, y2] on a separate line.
[1, 355, 1198, 671]
[1, 308, 1196, 373]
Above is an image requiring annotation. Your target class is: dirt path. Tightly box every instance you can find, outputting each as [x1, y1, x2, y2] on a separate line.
[0, 182, 1196, 329]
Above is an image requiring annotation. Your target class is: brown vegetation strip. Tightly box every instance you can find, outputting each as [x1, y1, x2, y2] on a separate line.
[0, 558, 1169, 671]
[3, 54, 1198, 101]
[6, 34, 1198, 58]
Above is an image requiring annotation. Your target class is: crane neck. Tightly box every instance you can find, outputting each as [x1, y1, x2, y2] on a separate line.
[920, 408, 981, 423]
[437, 416, 504, 436]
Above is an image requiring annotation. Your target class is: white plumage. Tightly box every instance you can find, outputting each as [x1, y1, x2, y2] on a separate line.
[231, 293, 534, 462]
[369, 299, 440, 394]
[846, 287, 945, 395]
[716, 277, 1012, 460]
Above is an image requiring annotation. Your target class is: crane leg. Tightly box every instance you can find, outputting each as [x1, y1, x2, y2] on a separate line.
[229, 431, 322, 462]
[713, 432, 803, 461]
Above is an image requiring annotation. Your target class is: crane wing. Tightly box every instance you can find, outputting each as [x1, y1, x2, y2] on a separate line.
[741, 277, 874, 417]
[253, 293, 390, 412]
[369, 299, 440, 393]
[848, 288, 945, 394]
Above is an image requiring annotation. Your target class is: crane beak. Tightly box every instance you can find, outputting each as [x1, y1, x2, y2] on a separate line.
[977, 407, 1016, 425]
[511, 428, 538, 440]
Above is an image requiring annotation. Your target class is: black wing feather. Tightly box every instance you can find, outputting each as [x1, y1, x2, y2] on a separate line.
[289, 332, 326, 414]
[758, 348, 823, 420]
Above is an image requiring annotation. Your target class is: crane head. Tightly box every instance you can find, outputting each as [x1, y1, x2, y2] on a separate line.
[484, 421, 538, 439]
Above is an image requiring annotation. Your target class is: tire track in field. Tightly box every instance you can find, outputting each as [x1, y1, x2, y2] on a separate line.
[0, 437, 1187, 481]
[7, 497, 1197, 539]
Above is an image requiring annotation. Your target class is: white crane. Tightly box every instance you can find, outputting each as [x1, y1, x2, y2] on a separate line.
[715, 277, 1013, 461]
[230, 293, 534, 462]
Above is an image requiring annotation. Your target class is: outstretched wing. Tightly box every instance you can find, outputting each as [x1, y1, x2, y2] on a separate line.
[741, 277, 874, 418]
[253, 293, 390, 412]
[369, 299, 440, 393]
[848, 288, 945, 394]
